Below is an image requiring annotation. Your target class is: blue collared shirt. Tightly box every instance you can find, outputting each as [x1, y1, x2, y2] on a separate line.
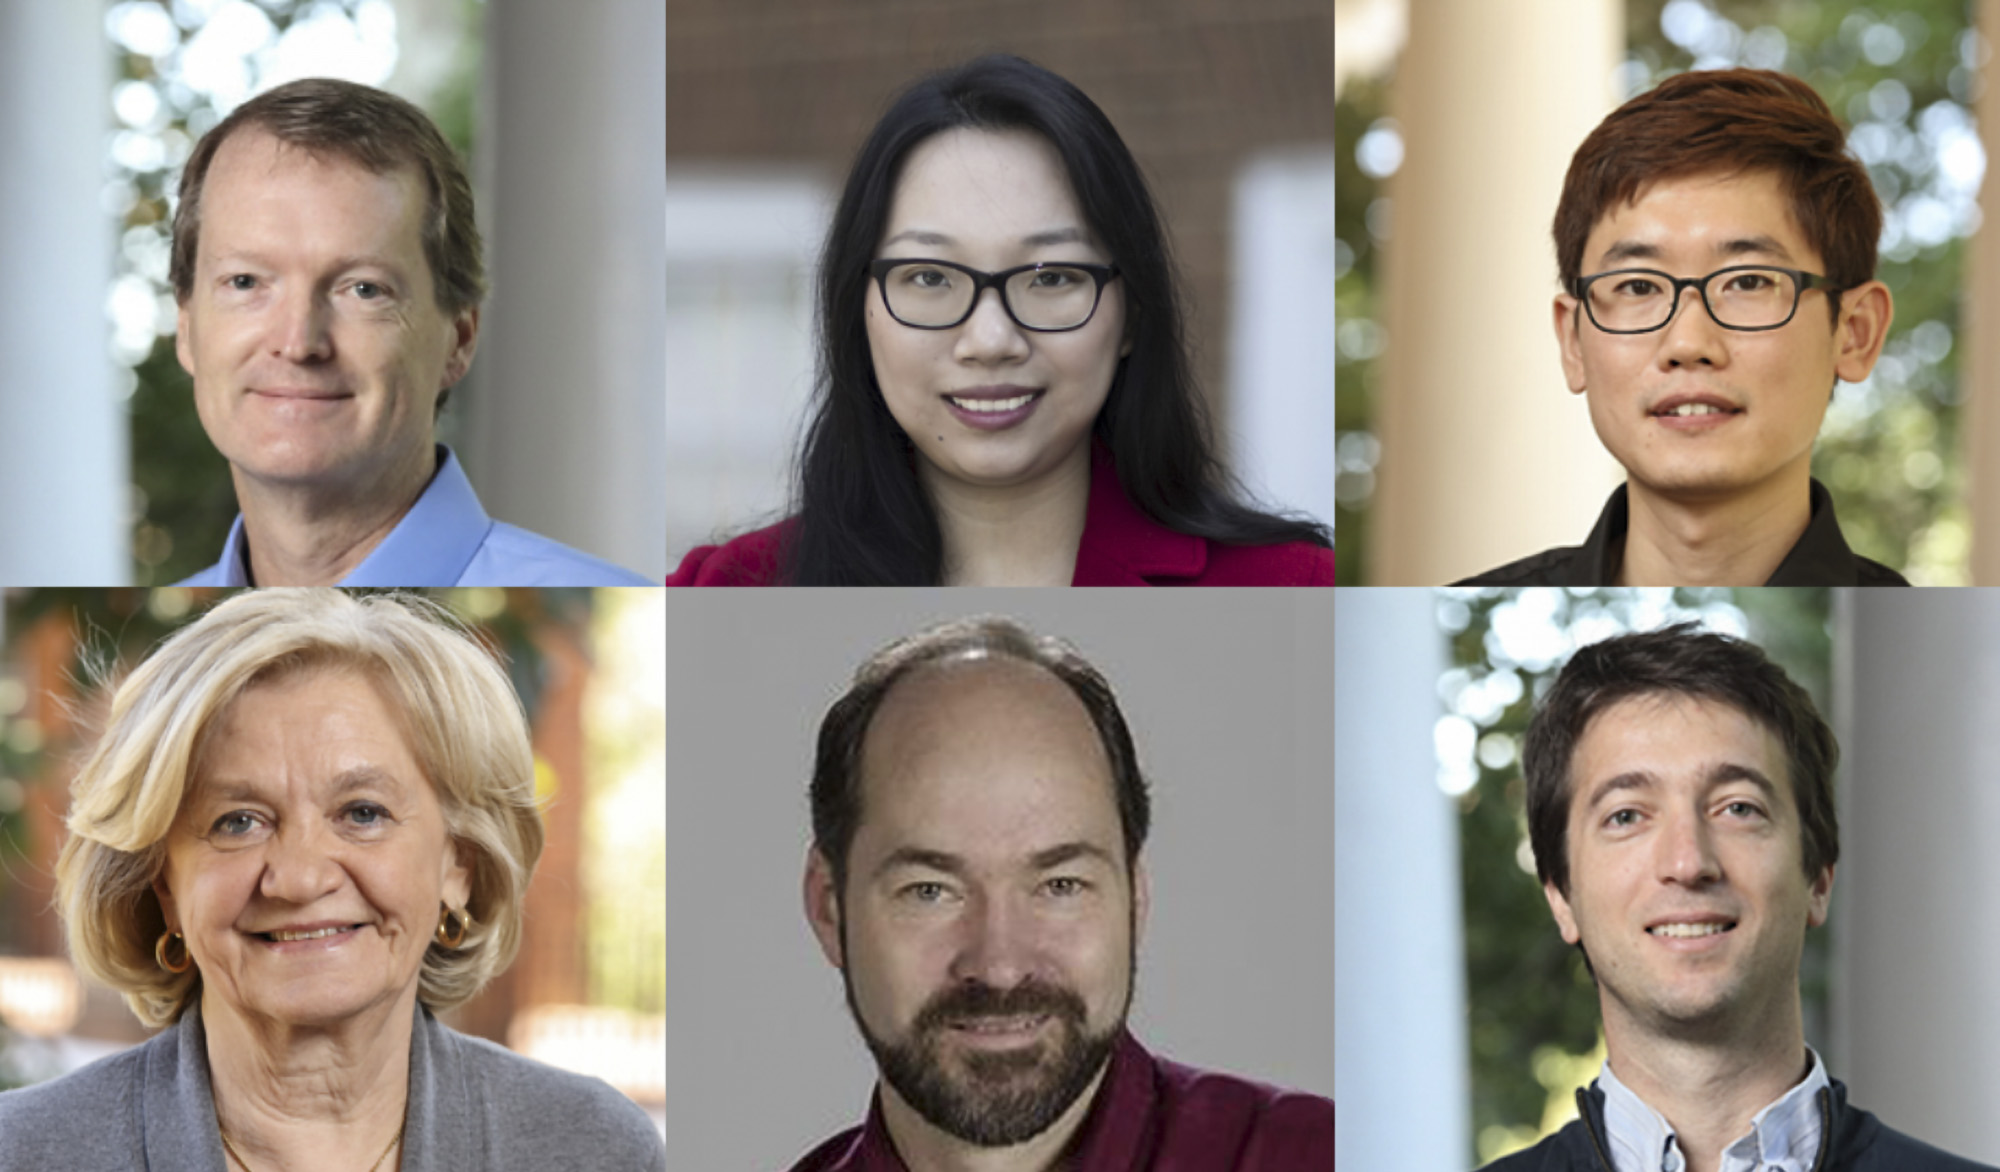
[1599, 1048, 1829, 1172]
[176, 446, 652, 587]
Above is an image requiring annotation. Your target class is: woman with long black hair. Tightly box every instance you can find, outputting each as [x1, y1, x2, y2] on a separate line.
[667, 54, 1333, 586]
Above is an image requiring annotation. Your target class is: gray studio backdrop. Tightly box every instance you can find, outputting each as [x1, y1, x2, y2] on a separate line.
[664, 590, 1335, 1170]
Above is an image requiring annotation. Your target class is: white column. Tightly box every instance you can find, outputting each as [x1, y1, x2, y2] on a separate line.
[468, 0, 667, 578]
[1966, 0, 2000, 583]
[1835, 592, 2000, 1162]
[1335, 587, 1465, 1166]
[1367, 0, 1623, 584]
[0, 4, 122, 584]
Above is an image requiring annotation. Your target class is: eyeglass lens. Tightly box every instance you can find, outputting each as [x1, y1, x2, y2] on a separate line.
[881, 263, 1101, 329]
[1587, 268, 1801, 331]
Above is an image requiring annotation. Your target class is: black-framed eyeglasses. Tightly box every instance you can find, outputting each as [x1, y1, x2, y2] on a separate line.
[1572, 265, 1838, 334]
[868, 258, 1121, 332]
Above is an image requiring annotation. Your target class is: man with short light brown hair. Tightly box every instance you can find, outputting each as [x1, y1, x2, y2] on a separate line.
[170, 78, 646, 586]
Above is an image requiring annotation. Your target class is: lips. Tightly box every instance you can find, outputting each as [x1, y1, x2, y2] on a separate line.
[1649, 392, 1742, 419]
[252, 386, 350, 400]
[940, 385, 1045, 431]
[250, 921, 365, 943]
[1645, 914, 1738, 938]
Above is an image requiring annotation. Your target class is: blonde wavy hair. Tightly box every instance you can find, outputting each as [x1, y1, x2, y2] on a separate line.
[54, 590, 545, 1029]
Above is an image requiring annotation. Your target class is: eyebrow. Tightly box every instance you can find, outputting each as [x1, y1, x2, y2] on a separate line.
[1596, 234, 1798, 269]
[880, 227, 1087, 250]
[195, 765, 411, 807]
[1583, 762, 1779, 812]
[210, 251, 411, 278]
[871, 839, 1119, 881]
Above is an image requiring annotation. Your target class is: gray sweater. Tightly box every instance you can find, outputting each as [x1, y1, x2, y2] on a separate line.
[0, 998, 666, 1171]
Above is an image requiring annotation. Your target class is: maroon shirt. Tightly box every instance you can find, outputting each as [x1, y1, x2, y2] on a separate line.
[785, 1031, 1335, 1172]
[665, 444, 1336, 586]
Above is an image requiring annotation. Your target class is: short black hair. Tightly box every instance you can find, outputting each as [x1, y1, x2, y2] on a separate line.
[1522, 622, 1840, 897]
[809, 616, 1150, 894]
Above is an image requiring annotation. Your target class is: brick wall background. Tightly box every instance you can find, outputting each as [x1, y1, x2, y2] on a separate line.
[665, 0, 1337, 423]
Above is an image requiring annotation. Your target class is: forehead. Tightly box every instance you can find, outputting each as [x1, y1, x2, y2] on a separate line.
[196, 666, 420, 785]
[1568, 691, 1792, 810]
[855, 656, 1121, 859]
[198, 127, 426, 261]
[1584, 168, 1817, 271]
[881, 127, 1090, 251]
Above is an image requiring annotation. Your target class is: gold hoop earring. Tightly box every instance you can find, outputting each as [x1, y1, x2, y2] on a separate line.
[155, 930, 192, 974]
[436, 904, 470, 949]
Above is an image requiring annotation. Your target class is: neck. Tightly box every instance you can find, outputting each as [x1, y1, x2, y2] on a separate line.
[878, 1063, 1108, 1172]
[201, 990, 415, 1172]
[233, 446, 437, 586]
[1600, 995, 1811, 1172]
[1616, 465, 1812, 586]
[924, 441, 1092, 587]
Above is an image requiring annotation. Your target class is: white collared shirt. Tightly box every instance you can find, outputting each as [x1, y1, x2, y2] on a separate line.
[1598, 1048, 1829, 1172]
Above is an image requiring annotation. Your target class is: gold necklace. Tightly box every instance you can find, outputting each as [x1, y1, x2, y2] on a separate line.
[217, 1118, 404, 1172]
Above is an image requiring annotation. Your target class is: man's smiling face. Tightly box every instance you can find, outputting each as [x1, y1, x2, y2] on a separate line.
[176, 128, 478, 500]
[1553, 169, 1886, 506]
[1544, 692, 1834, 1039]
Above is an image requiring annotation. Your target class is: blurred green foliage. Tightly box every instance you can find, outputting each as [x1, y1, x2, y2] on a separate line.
[1446, 588, 1832, 1164]
[1335, 0, 1977, 583]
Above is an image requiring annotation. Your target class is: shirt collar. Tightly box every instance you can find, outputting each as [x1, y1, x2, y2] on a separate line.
[1071, 441, 1207, 584]
[1575, 479, 1869, 586]
[220, 446, 494, 586]
[1597, 1048, 1829, 1172]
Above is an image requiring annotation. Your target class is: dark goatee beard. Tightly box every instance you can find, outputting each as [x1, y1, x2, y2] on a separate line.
[849, 975, 1123, 1148]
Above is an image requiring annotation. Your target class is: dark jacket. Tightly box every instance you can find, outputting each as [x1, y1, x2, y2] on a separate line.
[666, 443, 1335, 586]
[1478, 1078, 1995, 1172]
[1455, 479, 1909, 587]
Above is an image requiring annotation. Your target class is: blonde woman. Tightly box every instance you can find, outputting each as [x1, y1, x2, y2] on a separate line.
[0, 591, 664, 1171]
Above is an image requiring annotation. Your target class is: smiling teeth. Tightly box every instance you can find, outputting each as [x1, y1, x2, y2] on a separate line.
[951, 394, 1034, 413]
[956, 1015, 1045, 1033]
[1667, 403, 1729, 416]
[267, 926, 351, 942]
[1649, 922, 1732, 937]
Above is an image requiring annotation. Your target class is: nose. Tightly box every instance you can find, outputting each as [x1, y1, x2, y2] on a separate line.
[951, 286, 1031, 365]
[271, 285, 334, 364]
[946, 890, 1035, 991]
[1655, 282, 1728, 371]
[1656, 806, 1722, 888]
[258, 821, 345, 906]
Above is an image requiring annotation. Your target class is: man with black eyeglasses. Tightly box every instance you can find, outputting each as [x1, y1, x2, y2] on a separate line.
[1456, 69, 1906, 587]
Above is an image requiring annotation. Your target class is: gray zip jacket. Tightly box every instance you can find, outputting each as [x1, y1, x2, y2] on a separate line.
[0, 998, 666, 1171]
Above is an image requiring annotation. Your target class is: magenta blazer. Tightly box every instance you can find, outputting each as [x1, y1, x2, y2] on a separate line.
[666, 445, 1334, 586]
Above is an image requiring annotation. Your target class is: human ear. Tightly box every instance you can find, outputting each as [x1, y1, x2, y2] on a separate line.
[803, 848, 845, 970]
[1543, 879, 1583, 945]
[1553, 294, 1588, 395]
[1831, 282, 1893, 384]
[1805, 862, 1835, 928]
[439, 837, 473, 911]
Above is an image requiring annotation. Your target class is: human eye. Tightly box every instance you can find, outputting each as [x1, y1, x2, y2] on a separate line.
[1608, 274, 1664, 298]
[1031, 267, 1080, 288]
[1719, 798, 1766, 820]
[1043, 875, 1091, 898]
[350, 281, 389, 301]
[898, 880, 952, 904]
[898, 265, 953, 290]
[223, 273, 259, 293]
[342, 801, 391, 827]
[1604, 808, 1642, 829]
[208, 810, 266, 840]
[1721, 270, 1777, 294]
